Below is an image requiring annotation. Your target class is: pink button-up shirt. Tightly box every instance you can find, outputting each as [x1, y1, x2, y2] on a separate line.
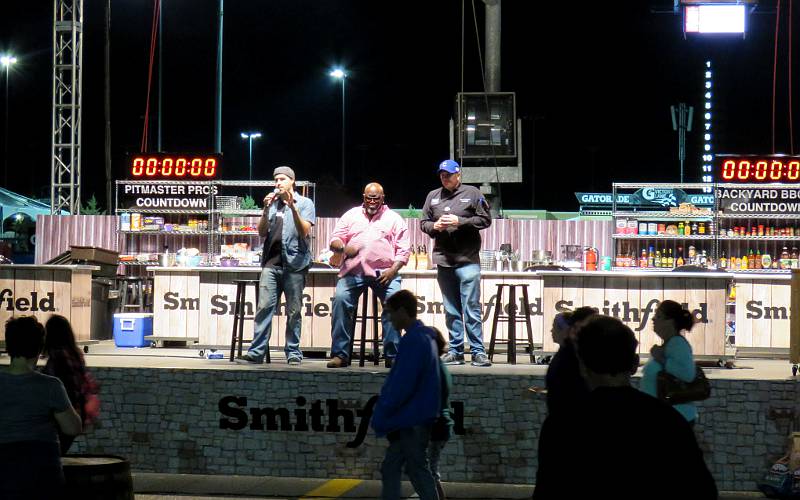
[330, 204, 411, 278]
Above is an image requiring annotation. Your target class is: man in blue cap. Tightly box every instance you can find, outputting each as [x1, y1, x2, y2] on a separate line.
[420, 159, 492, 367]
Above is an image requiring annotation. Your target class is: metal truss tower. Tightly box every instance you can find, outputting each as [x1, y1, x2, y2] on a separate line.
[51, 0, 83, 214]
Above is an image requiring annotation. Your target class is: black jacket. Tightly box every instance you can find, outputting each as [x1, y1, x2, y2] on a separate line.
[420, 183, 491, 267]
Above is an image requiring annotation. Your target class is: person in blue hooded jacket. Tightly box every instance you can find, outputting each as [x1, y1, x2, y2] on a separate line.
[372, 289, 440, 500]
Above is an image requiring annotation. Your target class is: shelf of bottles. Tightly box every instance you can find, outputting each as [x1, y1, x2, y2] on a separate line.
[611, 183, 717, 270]
[716, 218, 800, 272]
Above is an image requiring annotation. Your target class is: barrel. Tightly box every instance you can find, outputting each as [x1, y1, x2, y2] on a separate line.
[62, 455, 134, 500]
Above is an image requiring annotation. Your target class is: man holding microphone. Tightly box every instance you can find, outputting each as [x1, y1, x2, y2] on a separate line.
[237, 166, 315, 365]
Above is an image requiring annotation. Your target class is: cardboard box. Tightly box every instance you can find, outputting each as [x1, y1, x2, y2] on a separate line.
[70, 246, 119, 266]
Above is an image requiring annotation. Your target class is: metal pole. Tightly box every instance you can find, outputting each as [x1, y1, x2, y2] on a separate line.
[679, 103, 686, 183]
[248, 136, 253, 198]
[214, 0, 223, 153]
[341, 78, 346, 186]
[157, 0, 162, 152]
[3, 65, 8, 187]
[484, 0, 501, 92]
[105, 0, 112, 211]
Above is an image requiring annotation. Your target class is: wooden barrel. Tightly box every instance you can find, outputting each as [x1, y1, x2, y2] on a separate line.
[62, 455, 134, 500]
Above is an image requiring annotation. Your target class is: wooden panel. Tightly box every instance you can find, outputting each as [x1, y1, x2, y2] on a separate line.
[152, 273, 172, 338]
[69, 270, 93, 342]
[751, 282, 773, 349]
[33, 270, 55, 329]
[527, 276, 545, 345]
[685, 278, 707, 355]
[482, 274, 507, 345]
[198, 271, 219, 346]
[734, 281, 754, 347]
[185, 271, 201, 344]
[299, 272, 316, 349]
[214, 273, 241, 347]
[772, 281, 791, 348]
[637, 278, 662, 355]
[311, 273, 336, 351]
[52, 270, 72, 323]
[603, 276, 628, 324]
[561, 276, 584, 311]
[167, 272, 189, 339]
[662, 278, 686, 307]
[704, 280, 727, 356]
[541, 275, 564, 353]
[13, 270, 36, 321]
[0, 269, 14, 341]
[581, 276, 605, 312]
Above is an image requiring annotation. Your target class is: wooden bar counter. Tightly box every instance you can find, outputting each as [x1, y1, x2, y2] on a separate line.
[0, 264, 98, 342]
[150, 267, 731, 358]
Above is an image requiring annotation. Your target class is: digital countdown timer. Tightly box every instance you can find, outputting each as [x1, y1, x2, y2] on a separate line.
[128, 153, 221, 179]
[718, 154, 800, 183]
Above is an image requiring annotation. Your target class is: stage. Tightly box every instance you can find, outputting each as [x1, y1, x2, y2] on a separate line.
[3, 342, 798, 491]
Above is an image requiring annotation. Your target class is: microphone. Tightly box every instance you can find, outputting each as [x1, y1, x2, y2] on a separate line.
[270, 188, 281, 204]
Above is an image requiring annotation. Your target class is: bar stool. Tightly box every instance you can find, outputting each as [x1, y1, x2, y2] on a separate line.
[116, 276, 154, 313]
[348, 286, 381, 367]
[229, 279, 264, 362]
[488, 283, 535, 364]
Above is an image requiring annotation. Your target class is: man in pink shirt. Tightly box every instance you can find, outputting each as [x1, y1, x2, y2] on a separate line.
[327, 183, 411, 368]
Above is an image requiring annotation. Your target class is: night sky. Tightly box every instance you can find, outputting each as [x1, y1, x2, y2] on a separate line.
[0, 1, 794, 215]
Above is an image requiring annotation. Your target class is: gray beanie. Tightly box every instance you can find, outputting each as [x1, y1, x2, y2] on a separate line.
[273, 166, 295, 181]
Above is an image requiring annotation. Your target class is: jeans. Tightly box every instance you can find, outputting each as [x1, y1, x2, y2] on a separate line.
[247, 266, 307, 361]
[381, 425, 438, 500]
[437, 263, 485, 355]
[427, 439, 447, 481]
[330, 273, 402, 361]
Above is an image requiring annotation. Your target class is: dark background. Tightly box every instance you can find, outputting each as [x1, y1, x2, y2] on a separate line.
[0, 1, 796, 215]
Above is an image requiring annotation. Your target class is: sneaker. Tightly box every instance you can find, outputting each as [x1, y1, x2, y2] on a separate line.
[326, 356, 349, 368]
[471, 352, 492, 367]
[441, 352, 465, 365]
[287, 357, 302, 365]
[235, 354, 262, 364]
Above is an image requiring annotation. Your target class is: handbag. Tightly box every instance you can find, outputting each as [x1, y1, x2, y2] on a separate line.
[656, 363, 711, 405]
[655, 334, 710, 404]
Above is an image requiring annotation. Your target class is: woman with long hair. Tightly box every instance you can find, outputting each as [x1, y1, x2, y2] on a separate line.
[42, 314, 99, 454]
[639, 300, 699, 424]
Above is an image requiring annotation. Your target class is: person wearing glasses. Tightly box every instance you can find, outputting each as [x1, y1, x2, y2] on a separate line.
[327, 183, 411, 368]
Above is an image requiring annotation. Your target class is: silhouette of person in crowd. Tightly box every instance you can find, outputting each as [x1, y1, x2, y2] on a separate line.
[428, 326, 453, 500]
[0, 316, 82, 499]
[640, 299, 700, 423]
[544, 306, 597, 415]
[371, 290, 440, 500]
[43, 314, 100, 454]
[533, 315, 717, 500]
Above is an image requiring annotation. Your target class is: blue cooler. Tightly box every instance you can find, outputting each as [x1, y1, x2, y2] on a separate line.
[113, 313, 153, 347]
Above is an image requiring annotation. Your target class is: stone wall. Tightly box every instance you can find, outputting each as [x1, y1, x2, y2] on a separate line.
[73, 367, 796, 491]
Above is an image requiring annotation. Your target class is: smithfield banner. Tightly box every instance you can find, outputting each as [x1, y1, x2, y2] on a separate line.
[716, 186, 800, 215]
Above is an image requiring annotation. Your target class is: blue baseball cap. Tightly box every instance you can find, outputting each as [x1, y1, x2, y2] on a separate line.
[437, 159, 460, 174]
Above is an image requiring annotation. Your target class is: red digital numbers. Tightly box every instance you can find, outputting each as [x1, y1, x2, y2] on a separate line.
[719, 156, 800, 183]
[130, 155, 220, 178]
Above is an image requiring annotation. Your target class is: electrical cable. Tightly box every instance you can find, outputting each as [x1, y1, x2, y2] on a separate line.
[141, 0, 160, 152]
[470, 0, 504, 216]
[773, 0, 781, 154]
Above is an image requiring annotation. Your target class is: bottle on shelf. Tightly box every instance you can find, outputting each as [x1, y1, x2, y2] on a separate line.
[639, 248, 648, 268]
[762, 251, 772, 269]
[667, 248, 674, 268]
[655, 249, 662, 268]
[677, 221, 685, 235]
[741, 252, 749, 270]
[781, 246, 790, 269]
[793, 247, 800, 269]
[719, 251, 727, 270]
[690, 221, 699, 234]
[648, 246, 655, 268]
[754, 249, 762, 269]
[676, 250, 685, 267]
[698, 222, 706, 235]
[684, 221, 692, 236]
[687, 245, 696, 265]
[748, 249, 755, 270]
